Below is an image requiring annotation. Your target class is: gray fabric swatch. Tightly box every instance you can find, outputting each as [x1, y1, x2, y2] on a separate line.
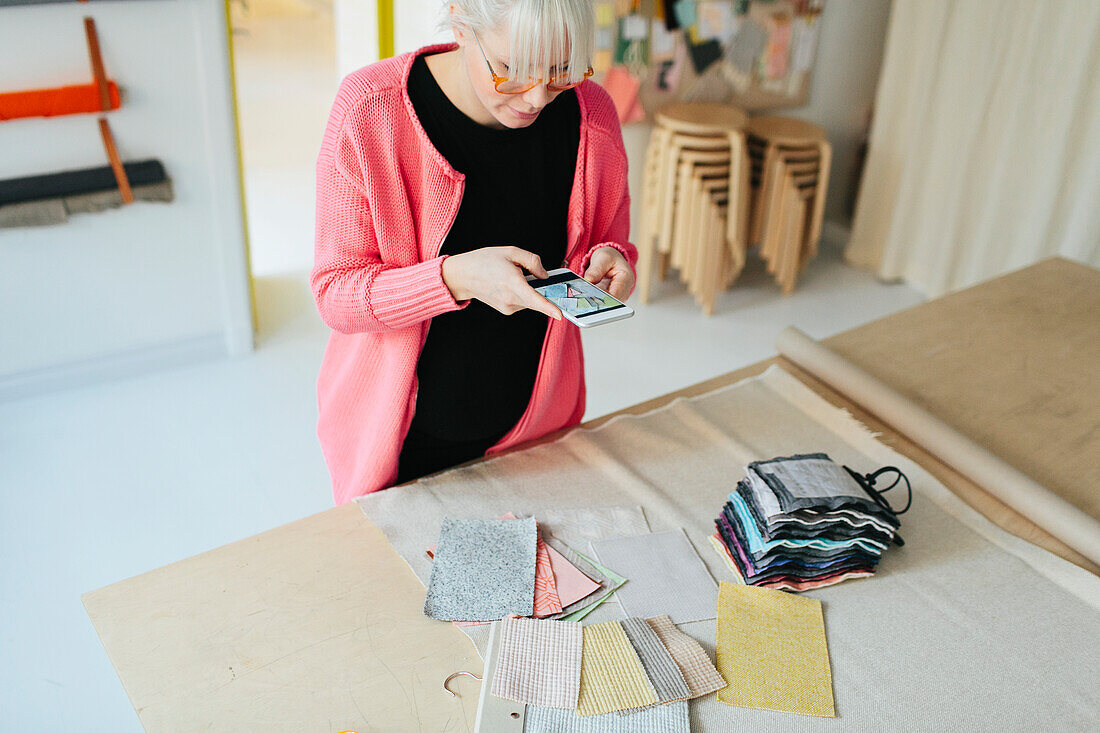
[65, 180, 174, 214]
[590, 529, 719, 624]
[525, 701, 689, 733]
[543, 536, 621, 620]
[0, 180, 175, 229]
[617, 618, 690, 708]
[0, 198, 67, 227]
[423, 517, 536, 621]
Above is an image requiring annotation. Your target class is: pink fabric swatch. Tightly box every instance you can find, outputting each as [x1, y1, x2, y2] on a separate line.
[546, 543, 603, 608]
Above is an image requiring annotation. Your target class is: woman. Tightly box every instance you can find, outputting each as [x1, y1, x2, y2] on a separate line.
[312, 0, 636, 503]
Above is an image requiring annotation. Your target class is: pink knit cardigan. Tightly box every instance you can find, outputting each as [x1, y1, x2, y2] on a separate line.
[312, 44, 637, 504]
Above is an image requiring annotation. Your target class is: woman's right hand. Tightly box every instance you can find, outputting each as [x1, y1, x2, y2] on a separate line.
[442, 247, 562, 320]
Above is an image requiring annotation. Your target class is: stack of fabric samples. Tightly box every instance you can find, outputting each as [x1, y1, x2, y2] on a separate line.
[711, 453, 907, 591]
[491, 615, 726, 732]
[423, 515, 627, 624]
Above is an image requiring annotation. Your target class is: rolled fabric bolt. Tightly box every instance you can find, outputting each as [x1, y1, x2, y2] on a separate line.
[0, 160, 166, 206]
[775, 326, 1100, 566]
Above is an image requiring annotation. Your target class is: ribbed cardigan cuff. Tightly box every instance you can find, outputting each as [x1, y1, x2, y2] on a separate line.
[370, 255, 464, 329]
[580, 242, 638, 273]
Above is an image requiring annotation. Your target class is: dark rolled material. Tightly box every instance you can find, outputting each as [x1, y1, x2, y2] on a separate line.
[0, 159, 166, 205]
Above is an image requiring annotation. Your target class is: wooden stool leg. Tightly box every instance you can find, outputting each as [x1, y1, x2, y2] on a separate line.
[805, 140, 832, 260]
[636, 131, 666, 303]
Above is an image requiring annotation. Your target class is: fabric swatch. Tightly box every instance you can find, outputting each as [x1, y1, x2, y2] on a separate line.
[546, 542, 602, 608]
[589, 529, 718, 623]
[559, 553, 626, 622]
[536, 506, 650, 551]
[710, 534, 873, 592]
[644, 615, 726, 699]
[576, 621, 658, 716]
[423, 518, 537, 621]
[0, 180, 174, 229]
[617, 617, 690, 708]
[524, 701, 689, 732]
[716, 582, 836, 717]
[429, 513, 562, 620]
[491, 616, 582, 709]
[534, 535, 564, 616]
[499, 512, 562, 616]
[544, 537, 626, 621]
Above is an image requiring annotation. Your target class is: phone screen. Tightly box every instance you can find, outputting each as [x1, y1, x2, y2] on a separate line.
[529, 272, 626, 319]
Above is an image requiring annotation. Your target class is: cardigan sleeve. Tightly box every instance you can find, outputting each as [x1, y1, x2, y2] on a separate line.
[310, 155, 465, 334]
[579, 127, 638, 278]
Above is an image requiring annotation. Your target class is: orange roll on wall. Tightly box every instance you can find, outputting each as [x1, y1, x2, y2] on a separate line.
[0, 81, 121, 121]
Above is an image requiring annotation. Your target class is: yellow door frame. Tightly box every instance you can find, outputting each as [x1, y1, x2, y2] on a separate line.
[378, 0, 394, 59]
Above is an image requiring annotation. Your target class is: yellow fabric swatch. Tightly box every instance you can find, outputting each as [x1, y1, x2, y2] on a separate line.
[716, 582, 836, 718]
[576, 621, 658, 716]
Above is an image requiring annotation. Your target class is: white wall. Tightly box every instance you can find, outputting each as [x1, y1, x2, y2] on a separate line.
[782, 0, 892, 225]
[0, 0, 253, 397]
[335, 0, 448, 77]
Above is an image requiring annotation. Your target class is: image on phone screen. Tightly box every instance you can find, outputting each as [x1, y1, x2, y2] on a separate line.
[532, 274, 625, 319]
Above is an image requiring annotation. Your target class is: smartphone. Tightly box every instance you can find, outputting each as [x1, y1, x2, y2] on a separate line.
[526, 268, 635, 328]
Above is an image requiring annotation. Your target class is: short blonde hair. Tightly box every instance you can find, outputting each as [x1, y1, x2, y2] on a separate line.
[447, 0, 595, 84]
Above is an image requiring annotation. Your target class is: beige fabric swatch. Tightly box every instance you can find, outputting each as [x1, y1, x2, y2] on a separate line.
[576, 621, 658, 716]
[644, 615, 726, 699]
[716, 582, 835, 717]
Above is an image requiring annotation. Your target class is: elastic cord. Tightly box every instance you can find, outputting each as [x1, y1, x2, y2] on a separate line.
[844, 465, 913, 516]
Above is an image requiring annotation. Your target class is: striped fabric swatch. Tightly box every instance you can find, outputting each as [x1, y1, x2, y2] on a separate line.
[576, 621, 658, 715]
[524, 701, 689, 732]
[644, 615, 726, 699]
[491, 617, 582, 709]
[534, 536, 564, 616]
[617, 618, 690, 709]
[716, 582, 836, 717]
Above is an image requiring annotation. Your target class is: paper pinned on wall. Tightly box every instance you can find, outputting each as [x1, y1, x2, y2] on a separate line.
[697, 1, 737, 41]
[595, 2, 616, 27]
[603, 66, 644, 124]
[725, 17, 767, 75]
[596, 27, 615, 51]
[764, 12, 793, 80]
[688, 38, 723, 75]
[651, 18, 677, 59]
[673, 0, 697, 27]
[792, 16, 820, 72]
[621, 14, 650, 41]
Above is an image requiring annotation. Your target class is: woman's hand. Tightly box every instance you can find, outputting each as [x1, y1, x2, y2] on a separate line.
[442, 247, 562, 320]
[582, 246, 634, 301]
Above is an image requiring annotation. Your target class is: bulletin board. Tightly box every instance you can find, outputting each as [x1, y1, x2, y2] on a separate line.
[593, 0, 825, 123]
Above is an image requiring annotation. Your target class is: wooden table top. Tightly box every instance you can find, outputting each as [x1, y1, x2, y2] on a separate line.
[83, 257, 1099, 731]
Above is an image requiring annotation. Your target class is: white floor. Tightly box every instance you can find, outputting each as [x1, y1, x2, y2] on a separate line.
[0, 3, 923, 729]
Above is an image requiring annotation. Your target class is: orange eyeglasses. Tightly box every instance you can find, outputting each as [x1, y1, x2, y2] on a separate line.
[473, 31, 594, 95]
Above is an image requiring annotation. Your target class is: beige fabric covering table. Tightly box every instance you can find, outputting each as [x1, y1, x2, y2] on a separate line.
[82, 258, 1100, 731]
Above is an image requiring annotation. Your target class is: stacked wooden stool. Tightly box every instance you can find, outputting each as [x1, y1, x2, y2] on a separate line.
[746, 116, 831, 294]
[636, 103, 750, 315]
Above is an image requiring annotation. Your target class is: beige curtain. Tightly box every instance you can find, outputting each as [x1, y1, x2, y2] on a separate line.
[845, 0, 1100, 297]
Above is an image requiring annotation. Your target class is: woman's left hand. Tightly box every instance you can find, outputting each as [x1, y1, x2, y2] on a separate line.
[582, 246, 635, 301]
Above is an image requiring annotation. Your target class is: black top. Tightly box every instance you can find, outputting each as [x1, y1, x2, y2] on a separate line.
[397, 53, 580, 482]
